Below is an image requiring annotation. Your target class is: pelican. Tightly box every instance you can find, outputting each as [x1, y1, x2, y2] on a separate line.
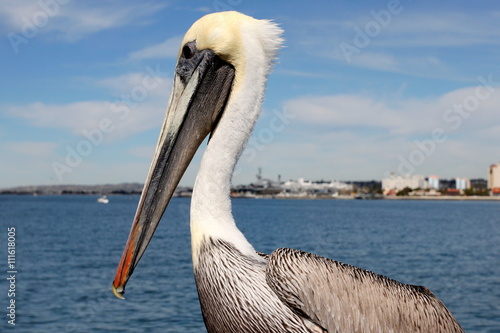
[112, 11, 464, 332]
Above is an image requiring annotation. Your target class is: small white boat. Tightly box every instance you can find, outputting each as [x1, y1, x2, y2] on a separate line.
[97, 195, 109, 204]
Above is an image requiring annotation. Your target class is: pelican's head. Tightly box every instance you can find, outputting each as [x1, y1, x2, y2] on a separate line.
[112, 11, 283, 299]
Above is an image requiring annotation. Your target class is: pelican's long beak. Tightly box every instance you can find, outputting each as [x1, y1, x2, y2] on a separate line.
[112, 45, 234, 299]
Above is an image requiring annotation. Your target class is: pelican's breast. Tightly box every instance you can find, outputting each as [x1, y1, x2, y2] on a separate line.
[194, 238, 310, 333]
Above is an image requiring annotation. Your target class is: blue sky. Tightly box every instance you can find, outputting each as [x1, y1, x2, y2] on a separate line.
[1, 0, 499, 188]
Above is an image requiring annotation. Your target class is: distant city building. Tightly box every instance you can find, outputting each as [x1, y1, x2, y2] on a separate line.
[232, 169, 353, 198]
[428, 175, 440, 189]
[438, 178, 456, 190]
[455, 177, 470, 190]
[282, 178, 352, 194]
[382, 174, 428, 192]
[470, 178, 488, 190]
[488, 163, 500, 195]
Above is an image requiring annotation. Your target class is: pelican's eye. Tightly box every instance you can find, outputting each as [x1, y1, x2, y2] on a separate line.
[182, 42, 196, 60]
[176, 41, 200, 84]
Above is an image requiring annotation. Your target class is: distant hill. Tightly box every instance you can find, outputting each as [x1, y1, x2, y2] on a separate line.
[0, 183, 144, 195]
[0, 183, 196, 196]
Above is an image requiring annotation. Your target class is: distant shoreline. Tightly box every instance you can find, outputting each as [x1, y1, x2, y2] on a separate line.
[382, 195, 500, 201]
[234, 194, 500, 201]
[1, 183, 499, 201]
[1, 192, 499, 201]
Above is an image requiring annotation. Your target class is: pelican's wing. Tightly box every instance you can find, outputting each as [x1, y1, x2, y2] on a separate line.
[265, 248, 464, 333]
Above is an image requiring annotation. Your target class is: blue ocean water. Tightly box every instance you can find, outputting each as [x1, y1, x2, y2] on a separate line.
[0, 195, 498, 332]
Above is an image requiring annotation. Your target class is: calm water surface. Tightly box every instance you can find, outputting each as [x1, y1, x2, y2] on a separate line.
[0, 195, 498, 332]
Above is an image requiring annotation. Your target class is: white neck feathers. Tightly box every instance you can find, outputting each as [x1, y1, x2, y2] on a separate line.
[189, 15, 283, 264]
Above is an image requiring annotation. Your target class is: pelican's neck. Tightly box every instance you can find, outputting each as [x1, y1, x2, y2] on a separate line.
[188, 17, 283, 266]
[190, 73, 265, 264]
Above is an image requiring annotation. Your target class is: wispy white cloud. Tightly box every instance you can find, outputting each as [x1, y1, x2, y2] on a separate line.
[0, 1, 41, 30]
[128, 36, 183, 60]
[285, 85, 500, 136]
[0, 1, 168, 41]
[5, 101, 115, 134]
[477, 125, 500, 140]
[4, 100, 160, 142]
[285, 94, 404, 130]
[332, 10, 500, 49]
[341, 51, 400, 72]
[3, 71, 171, 141]
[0, 141, 60, 187]
[329, 49, 452, 78]
[96, 71, 172, 97]
[276, 68, 334, 79]
[289, 9, 499, 79]
[128, 145, 155, 159]
[6, 141, 57, 157]
[374, 12, 500, 48]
